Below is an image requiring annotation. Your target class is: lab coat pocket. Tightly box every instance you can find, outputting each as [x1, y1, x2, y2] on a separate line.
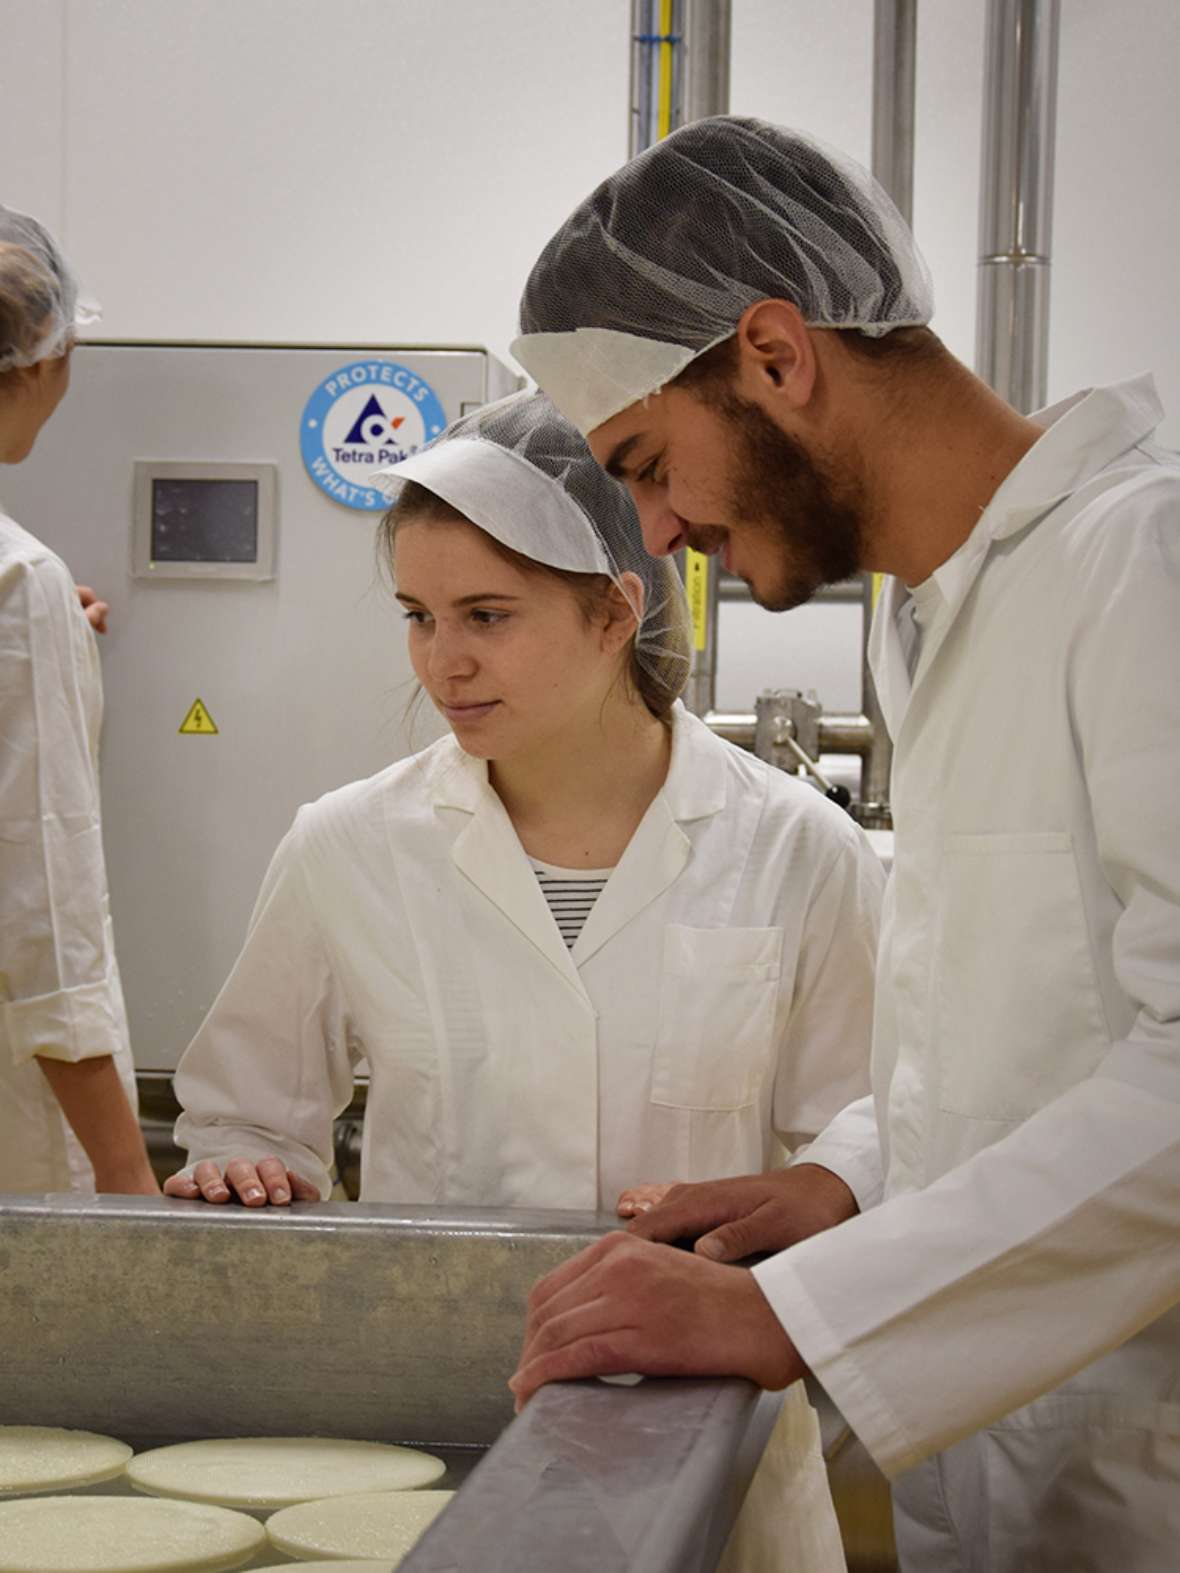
[980, 1394, 1180, 1573]
[935, 831, 1109, 1121]
[651, 926, 782, 1111]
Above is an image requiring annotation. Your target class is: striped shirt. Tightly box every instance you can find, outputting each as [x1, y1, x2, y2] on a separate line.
[530, 858, 614, 950]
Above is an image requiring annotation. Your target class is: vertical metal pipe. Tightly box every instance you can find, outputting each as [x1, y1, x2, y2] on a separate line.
[861, 0, 917, 821]
[629, 0, 730, 715]
[679, 0, 730, 715]
[975, 0, 1060, 414]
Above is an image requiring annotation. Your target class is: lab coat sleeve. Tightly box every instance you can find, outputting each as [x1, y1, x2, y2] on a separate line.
[0, 553, 127, 1067]
[173, 813, 354, 1199]
[772, 827, 885, 1209]
[753, 496, 1180, 1478]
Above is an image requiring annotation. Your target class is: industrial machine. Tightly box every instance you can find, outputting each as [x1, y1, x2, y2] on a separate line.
[0, 341, 519, 1071]
[0, 1196, 781, 1572]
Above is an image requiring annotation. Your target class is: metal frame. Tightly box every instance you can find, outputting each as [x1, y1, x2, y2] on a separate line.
[0, 1196, 778, 1573]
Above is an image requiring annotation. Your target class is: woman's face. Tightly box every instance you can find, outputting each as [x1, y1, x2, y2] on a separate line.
[393, 516, 630, 762]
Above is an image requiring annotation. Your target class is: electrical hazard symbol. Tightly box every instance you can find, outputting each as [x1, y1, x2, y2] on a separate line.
[179, 698, 218, 735]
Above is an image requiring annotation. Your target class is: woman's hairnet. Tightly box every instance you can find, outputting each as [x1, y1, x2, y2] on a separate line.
[511, 116, 933, 434]
[373, 390, 691, 712]
[0, 204, 100, 374]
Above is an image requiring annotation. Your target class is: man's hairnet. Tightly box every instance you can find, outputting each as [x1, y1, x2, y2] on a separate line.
[511, 117, 933, 434]
[373, 390, 691, 711]
[0, 204, 100, 374]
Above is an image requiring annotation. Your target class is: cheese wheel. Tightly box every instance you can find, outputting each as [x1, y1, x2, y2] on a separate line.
[126, 1437, 445, 1510]
[0, 1427, 132, 1495]
[0, 1496, 266, 1573]
[266, 1489, 453, 1562]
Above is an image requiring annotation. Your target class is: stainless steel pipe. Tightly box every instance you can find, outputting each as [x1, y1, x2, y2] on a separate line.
[976, 0, 1061, 413]
[862, 0, 919, 821]
[706, 710, 874, 757]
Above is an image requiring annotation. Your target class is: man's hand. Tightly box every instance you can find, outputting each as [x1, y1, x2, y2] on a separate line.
[509, 1232, 803, 1409]
[76, 585, 109, 634]
[163, 1156, 320, 1206]
[616, 1181, 675, 1218]
[625, 1163, 859, 1262]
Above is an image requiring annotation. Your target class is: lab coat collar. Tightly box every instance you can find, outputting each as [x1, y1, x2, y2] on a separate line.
[985, 373, 1163, 542]
[424, 702, 728, 981]
[869, 375, 1165, 740]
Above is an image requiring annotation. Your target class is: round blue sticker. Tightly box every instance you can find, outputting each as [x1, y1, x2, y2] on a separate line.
[300, 360, 449, 512]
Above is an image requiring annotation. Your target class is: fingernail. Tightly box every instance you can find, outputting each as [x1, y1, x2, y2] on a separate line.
[698, 1237, 725, 1260]
[211, 1186, 229, 1199]
[274, 1188, 289, 1203]
[637, 1202, 653, 1213]
[244, 1187, 265, 1202]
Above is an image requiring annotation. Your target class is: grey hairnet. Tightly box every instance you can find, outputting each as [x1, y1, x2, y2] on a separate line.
[512, 117, 933, 433]
[373, 390, 691, 711]
[0, 204, 100, 374]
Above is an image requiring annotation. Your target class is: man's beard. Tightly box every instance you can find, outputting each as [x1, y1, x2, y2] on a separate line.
[702, 393, 867, 612]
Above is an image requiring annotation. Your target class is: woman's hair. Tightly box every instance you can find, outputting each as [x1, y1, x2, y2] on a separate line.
[379, 480, 689, 724]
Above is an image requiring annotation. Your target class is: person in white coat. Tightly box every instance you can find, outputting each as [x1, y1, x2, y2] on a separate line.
[0, 206, 156, 1194]
[166, 390, 883, 1573]
[508, 119, 1180, 1573]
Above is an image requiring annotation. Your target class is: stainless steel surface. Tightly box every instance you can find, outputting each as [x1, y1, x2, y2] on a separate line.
[863, 0, 916, 825]
[0, 1195, 609, 1447]
[707, 709, 874, 757]
[976, 0, 1061, 412]
[871, 0, 917, 225]
[0, 1196, 781, 1572]
[683, 0, 732, 125]
[403, 1379, 779, 1573]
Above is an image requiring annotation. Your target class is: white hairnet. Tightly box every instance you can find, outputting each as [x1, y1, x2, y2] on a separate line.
[511, 116, 933, 434]
[0, 204, 100, 374]
[373, 390, 691, 713]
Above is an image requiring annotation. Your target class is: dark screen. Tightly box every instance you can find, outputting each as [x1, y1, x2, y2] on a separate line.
[151, 478, 259, 563]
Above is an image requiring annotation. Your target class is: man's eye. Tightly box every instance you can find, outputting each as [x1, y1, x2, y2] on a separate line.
[636, 455, 665, 485]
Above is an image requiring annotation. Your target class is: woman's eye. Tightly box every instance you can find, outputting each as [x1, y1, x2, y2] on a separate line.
[471, 609, 507, 627]
[402, 609, 431, 626]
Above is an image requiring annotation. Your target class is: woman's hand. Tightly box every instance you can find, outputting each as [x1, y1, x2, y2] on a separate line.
[163, 1156, 320, 1206]
[616, 1181, 676, 1218]
[76, 585, 109, 634]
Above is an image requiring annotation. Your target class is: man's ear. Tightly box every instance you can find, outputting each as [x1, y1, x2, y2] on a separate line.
[733, 299, 817, 411]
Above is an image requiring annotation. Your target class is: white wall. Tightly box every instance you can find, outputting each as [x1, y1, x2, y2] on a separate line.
[3, 0, 1178, 719]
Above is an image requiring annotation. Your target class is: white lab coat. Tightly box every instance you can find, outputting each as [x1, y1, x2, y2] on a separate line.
[0, 511, 137, 1192]
[753, 376, 1180, 1573]
[175, 703, 881, 1210]
[175, 704, 882, 1573]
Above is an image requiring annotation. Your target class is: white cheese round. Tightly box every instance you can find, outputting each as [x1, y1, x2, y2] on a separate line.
[0, 1496, 266, 1572]
[126, 1437, 445, 1510]
[266, 1488, 453, 1562]
[0, 1427, 132, 1495]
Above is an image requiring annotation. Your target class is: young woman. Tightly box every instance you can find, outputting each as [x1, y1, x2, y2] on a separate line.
[166, 389, 882, 1216]
[0, 206, 156, 1194]
[166, 389, 883, 1573]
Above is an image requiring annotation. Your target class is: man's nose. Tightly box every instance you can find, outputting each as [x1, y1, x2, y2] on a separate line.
[633, 492, 685, 558]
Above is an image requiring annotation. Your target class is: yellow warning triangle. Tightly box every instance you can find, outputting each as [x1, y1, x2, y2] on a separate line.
[179, 698, 219, 735]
